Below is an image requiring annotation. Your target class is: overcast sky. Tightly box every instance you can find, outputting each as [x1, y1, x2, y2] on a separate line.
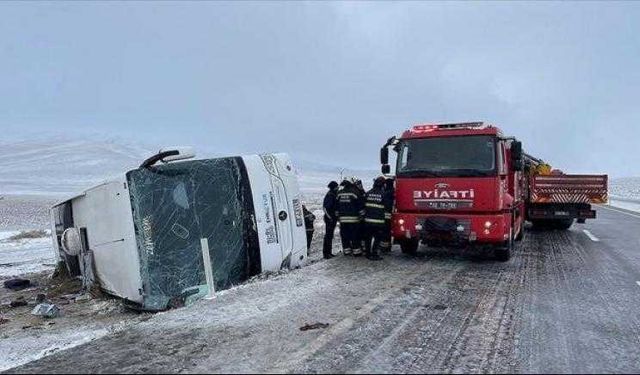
[1, 2, 639, 177]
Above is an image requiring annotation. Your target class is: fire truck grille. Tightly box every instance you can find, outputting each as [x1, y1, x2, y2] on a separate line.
[419, 217, 471, 243]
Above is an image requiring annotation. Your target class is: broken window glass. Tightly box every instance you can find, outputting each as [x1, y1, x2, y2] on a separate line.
[127, 157, 260, 310]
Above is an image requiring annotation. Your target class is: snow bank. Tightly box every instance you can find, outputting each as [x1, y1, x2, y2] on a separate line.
[608, 178, 640, 213]
[0, 230, 55, 277]
[610, 177, 640, 201]
[608, 198, 640, 213]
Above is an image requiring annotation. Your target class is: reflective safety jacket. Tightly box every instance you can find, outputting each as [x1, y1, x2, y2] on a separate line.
[364, 186, 393, 226]
[336, 184, 364, 224]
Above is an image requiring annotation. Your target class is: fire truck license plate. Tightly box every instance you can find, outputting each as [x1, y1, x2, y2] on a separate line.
[428, 202, 458, 210]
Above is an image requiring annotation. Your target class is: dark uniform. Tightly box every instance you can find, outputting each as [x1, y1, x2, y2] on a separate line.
[354, 179, 366, 250]
[337, 180, 364, 256]
[363, 177, 393, 260]
[322, 181, 339, 259]
[380, 178, 395, 253]
[302, 205, 316, 251]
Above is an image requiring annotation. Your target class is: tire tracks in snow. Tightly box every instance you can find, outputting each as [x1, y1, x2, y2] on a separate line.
[290, 250, 526, 374]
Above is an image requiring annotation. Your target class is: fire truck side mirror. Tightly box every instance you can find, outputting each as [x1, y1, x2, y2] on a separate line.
[380, 147, 389, 165]
[511, 141, 523, 171]
[381, 164, 391, 175]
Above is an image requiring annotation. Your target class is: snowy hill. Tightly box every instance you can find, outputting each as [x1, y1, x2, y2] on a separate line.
[0, 137, 153, 196]
[295, 159, 378, 198]
[0, 137, 377, 199]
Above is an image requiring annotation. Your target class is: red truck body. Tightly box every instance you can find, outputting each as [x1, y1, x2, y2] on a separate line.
[381, 122, 608, 260]
[526, 174, 607, 224]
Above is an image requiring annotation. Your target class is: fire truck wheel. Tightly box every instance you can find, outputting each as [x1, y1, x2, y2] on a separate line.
[496, 234, 513, 262]
[399, 239, 419, 255]
[495, 245, 511, 262]
[515, 223, 524, 241]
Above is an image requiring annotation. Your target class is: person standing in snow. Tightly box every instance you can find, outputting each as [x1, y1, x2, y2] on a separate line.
[354, 178, 367, 250]
[336, 178, 365, 256]
[322, 181, 339, 259]
[363, 176, 393, 260]
[302, 204, 316, 252]
[380, 177, 395, 253]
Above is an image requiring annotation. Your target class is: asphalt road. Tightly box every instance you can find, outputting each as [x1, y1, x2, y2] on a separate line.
[7, 206, 640, 374]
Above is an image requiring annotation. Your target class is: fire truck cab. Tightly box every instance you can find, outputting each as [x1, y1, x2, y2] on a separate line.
[381, 122, 525, 261]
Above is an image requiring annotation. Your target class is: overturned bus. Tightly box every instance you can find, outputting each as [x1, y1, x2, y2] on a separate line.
[51, 148, 308, 311]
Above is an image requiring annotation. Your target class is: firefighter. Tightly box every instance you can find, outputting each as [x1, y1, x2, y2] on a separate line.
[322, 181, 339, 259]
[363, 176, 393, 260]
[380, 177, 395, 253]
[354, 178, 365, 195]
[353, 178, 366, 250]
[302, 204, 316, 252]
[337, 178, 364, 256]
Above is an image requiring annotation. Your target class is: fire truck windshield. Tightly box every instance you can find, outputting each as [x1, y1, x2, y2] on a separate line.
[396, 135, 497, 177]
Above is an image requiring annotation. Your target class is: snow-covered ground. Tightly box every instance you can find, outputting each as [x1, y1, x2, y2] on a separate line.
[0, 307, 140, 372]
[0, 231, 56, 277]
[609, 177, 640, 212]
[610, 177, 640, 201]
[608, 198, 640, 213]
[0, 138, 364, 372]
[1, 138, 639, 372]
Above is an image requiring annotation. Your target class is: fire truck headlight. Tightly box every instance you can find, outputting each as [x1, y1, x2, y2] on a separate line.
[484, 221, 493, 229]
[398, 219, 405, 225]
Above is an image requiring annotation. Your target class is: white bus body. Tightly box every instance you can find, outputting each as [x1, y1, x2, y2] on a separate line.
[51, 153, 307, 310]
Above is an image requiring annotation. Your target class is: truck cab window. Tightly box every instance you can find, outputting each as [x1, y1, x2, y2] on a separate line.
[399, 144, 409, 170]
[497, 142, 506, 175]
[396, 135, 497, 177]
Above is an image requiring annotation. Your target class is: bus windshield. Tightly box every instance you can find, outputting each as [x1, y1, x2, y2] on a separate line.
[126, 157, 259, 310]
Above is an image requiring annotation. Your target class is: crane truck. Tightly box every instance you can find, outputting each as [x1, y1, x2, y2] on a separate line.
[380, 122, 608, 261]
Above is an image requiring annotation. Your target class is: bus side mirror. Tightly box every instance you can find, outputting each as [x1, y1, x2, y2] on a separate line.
[380, 147, 389, 165]
[381, 164, 390, 175]
[140, 146, 196, 168]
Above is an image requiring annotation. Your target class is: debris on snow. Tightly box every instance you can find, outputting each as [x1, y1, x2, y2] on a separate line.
[7, 230, 49, 241]
[4, 278, 31, 291]
[299, 322, 330, 331]
[75, 294, 92, 303]
[35, 293, 46, 303]
[31, 303, 60, 319]
[10, 296, 28, 308]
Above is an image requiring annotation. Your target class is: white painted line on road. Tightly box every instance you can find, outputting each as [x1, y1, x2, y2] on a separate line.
[597, 204, 640, 219]
[582, 229, 600, 242]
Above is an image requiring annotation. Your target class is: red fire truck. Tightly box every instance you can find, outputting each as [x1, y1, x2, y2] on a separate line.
[380, 122, 608, 261]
